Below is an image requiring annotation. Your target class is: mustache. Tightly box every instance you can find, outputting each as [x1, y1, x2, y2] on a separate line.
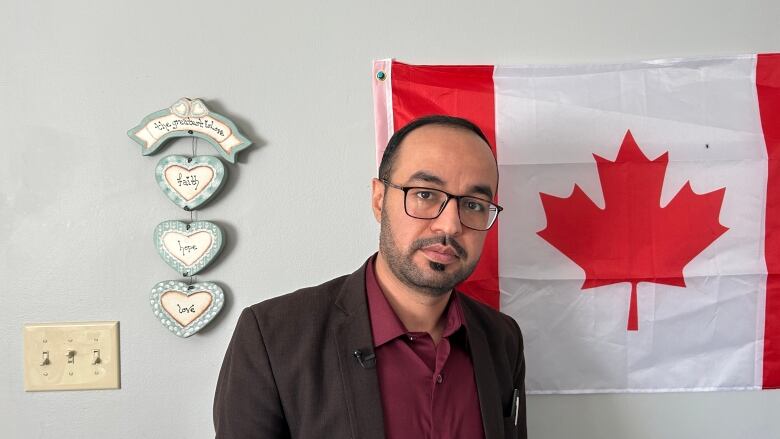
[410, 235, 468, 259]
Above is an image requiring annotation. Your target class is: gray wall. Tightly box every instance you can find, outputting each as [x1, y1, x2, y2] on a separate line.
[2, 0, 778, 438]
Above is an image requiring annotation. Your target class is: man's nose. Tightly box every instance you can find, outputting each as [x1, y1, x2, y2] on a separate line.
[430, 198, 462, 235]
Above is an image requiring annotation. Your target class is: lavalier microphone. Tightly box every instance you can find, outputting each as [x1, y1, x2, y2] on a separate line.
[353, 349, 377, 369]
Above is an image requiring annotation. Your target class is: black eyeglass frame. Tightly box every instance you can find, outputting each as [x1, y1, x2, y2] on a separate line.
[381, 179, 503, 231]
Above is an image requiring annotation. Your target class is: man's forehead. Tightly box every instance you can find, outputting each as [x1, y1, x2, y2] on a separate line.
[392, 124, 498, 187]
[406, 170, 495, 199]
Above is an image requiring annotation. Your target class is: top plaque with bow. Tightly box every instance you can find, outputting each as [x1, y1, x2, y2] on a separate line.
[127, 98, 251, 163]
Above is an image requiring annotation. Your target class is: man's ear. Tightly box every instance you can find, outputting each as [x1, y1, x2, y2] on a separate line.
[371, 178, 385, 223]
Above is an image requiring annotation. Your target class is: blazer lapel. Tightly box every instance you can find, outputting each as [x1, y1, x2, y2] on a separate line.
[332, 264, 386, 439]
[462, 297, 504, 439]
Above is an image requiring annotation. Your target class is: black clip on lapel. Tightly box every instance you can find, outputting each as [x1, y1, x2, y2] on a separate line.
[353, 349, 377, 369]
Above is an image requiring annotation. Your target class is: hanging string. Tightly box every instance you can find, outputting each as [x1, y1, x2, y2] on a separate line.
[188, 136, 199, 287]
[186, 136, 200, 289]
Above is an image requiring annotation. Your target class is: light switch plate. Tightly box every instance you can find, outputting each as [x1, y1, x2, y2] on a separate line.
[23, 321, 120, 391]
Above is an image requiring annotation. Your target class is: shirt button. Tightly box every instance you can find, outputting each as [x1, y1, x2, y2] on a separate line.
[435, 374, 443, 384]
[407, 335, 415, 341]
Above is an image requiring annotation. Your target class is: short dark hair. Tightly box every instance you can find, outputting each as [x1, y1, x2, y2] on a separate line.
[377, 115, 491, 181]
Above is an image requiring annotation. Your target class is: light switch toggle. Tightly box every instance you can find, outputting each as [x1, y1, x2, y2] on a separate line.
[66, 350, 75, 364]
[92, 350, 101, 365]
[40, 351, 50, 366]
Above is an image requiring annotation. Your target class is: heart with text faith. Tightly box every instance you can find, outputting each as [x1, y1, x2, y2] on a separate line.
[155, 155, 226, 210]
[150, 280, 225, 337]
[537, 130, 728, 331]
[154, 220, 224, 276]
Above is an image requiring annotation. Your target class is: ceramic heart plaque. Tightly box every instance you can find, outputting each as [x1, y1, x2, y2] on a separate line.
[155, 155, 226, 210]
[127, 97, 251, 163]
[150, 280, 225, 337]
[154, 220, 224, 276]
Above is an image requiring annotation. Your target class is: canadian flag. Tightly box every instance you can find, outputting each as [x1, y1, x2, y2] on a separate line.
[372, 54, 780, 393]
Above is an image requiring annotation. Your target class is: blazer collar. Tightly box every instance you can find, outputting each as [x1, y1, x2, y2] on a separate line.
[332, 259, 386, 439]
[333, 259, 371, 317]
[460, 293, 504, 439]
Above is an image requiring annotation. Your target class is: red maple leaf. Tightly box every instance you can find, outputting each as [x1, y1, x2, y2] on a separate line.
[537, 130, 728, 330]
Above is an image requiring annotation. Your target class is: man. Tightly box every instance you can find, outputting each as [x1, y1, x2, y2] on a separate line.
[214, 115, 526, 439]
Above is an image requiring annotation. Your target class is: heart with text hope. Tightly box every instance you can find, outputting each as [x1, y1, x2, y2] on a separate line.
[154, 220, 224, 276]
[537, 130, 728, 330]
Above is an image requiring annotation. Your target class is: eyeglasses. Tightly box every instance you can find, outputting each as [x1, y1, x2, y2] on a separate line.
[381, 179, 503, 231]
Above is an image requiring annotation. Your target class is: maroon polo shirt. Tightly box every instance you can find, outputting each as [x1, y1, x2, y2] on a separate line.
[365, 257, 485, 439]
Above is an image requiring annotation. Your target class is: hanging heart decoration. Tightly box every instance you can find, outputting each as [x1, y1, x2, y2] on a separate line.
[154, 220, 224, 276]
[150, 280, 225, 337]
[155, 155, 226, 210]
[131, 98, 250, 340]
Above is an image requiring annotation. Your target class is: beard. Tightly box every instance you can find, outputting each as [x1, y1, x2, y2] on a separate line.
[379, 208, 479, 297]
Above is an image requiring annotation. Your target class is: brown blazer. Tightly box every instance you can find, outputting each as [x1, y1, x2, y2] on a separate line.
[214, 260, 526, 439]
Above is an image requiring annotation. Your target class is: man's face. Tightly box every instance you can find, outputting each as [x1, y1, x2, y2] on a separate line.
[372, 124, 498, 297]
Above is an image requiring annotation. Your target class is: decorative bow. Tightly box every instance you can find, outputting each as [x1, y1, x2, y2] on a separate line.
[170, 98, 210, 118]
